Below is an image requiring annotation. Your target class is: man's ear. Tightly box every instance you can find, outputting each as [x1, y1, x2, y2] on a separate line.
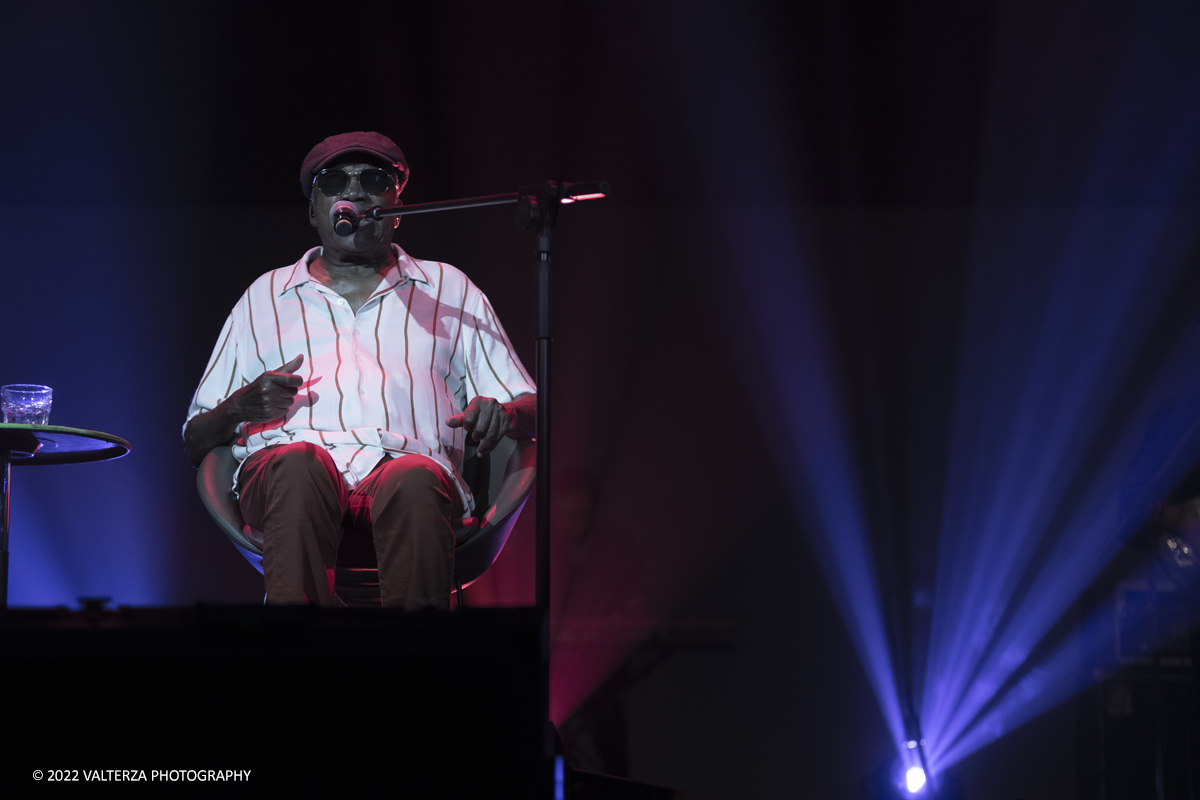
[309, 201, 317, 227]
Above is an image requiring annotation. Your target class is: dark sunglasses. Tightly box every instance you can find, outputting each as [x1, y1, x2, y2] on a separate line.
[313, 167, 398, 197]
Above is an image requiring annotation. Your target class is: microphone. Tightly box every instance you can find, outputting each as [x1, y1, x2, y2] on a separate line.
[330, 201, 360, 237]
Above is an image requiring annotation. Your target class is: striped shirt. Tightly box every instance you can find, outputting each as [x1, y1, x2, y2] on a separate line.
[184, 244, 535, 511]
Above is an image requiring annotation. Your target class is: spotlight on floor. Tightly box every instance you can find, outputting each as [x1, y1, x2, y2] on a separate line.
[892, 758, 930, 797]
[905, 766, 927, 794]
[864, 758, 930, 799]
[865, 757, 962, 800]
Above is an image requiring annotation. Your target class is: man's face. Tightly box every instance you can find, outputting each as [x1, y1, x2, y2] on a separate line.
[308, 158, 402, 259]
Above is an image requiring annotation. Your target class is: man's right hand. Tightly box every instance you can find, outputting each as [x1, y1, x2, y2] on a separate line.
[184, 354, 306, 467]
[229, 354, 305, 423]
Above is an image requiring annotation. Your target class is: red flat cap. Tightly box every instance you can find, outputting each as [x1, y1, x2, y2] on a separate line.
[299, 131, 409, 198]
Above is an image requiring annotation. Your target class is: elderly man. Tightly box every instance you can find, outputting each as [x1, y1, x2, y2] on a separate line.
[183, 131, 536, 609]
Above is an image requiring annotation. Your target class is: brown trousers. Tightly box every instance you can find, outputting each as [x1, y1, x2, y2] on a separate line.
[237, 442, 460, 609]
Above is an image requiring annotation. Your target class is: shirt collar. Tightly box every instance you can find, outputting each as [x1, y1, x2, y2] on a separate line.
[279, 244, 432, 297]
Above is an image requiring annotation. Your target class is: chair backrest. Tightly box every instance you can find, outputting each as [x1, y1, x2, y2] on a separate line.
[196, 438, 536, 589]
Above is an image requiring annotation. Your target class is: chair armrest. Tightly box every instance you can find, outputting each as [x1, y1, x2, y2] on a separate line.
[482, 438, 536, 528]
[196, 445, 261, 555]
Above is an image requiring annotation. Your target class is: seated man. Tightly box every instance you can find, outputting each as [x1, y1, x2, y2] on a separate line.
[183, 131, 536, 609]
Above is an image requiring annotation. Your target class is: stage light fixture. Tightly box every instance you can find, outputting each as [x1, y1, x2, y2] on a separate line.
[905, 766, 927, 794]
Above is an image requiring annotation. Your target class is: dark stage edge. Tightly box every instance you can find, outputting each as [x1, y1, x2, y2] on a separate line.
[569, 769, 678, 799]
[0, 604, 544, 797]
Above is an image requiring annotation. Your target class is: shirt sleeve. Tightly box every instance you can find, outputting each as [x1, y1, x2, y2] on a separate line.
[461, 286, 536, 404]
[182, 312, 242, 437]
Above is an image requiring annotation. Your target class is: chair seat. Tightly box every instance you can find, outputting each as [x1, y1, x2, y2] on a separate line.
[238, 515, 481, 552]
[242, 517, 484, 607]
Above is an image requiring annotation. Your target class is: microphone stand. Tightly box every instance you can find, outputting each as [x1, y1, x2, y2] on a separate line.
[369, 179, 610, 786]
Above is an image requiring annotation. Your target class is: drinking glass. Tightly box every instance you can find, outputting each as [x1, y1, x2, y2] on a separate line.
[1, 384, 53, 425]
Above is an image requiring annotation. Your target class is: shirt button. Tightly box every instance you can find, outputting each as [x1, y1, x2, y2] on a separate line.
[337, 299, 345, 305]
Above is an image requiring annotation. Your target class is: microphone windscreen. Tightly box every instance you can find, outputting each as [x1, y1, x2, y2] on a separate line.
[329, 201, 359, 237]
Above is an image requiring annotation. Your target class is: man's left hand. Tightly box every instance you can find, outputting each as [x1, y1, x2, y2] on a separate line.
[446, 396, 516, 457]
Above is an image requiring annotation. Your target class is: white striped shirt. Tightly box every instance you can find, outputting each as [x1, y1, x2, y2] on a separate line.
[184, 244, 535, 511]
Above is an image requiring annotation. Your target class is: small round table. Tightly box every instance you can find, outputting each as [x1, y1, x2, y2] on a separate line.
[0, 424, 131, 608]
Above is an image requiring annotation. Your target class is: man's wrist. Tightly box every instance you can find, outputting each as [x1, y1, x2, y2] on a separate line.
[503, 394, 536, 438]
[215, 397, 246, 426]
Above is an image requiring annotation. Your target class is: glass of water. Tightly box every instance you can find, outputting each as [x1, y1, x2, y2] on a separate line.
[1, 385, 53, 425]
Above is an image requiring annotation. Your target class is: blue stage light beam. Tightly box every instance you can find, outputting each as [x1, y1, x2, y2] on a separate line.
[654, 0, 913, 759]
[920, 0, 1200, 768]
[922, 210, 1200, 761]
[934, 534, 1200, 769]
[927, 327, 1200, 770]
[658, 0, 1200, 780]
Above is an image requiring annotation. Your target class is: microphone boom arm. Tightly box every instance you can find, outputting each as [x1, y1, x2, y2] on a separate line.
[365, 180, 610, 220]
[367, 193, 518, 219]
